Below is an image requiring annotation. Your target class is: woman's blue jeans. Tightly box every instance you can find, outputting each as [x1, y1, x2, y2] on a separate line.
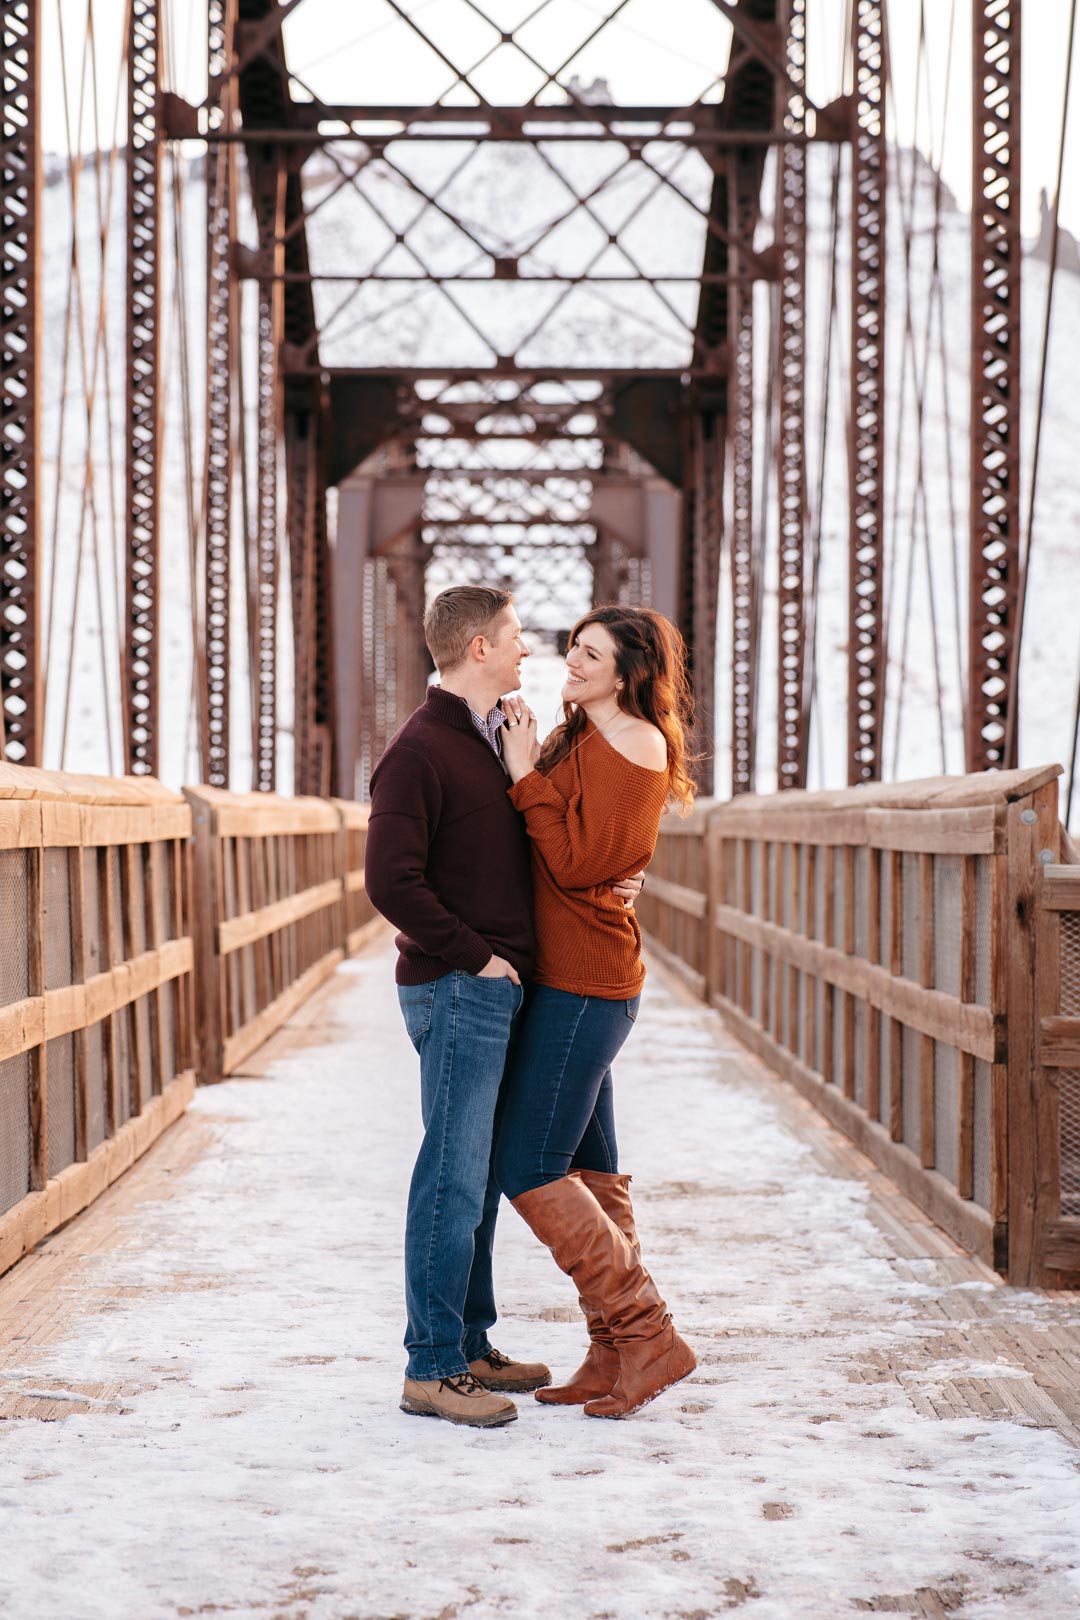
[398, 971, 524, 1381]
[493, 984, 641, 1201]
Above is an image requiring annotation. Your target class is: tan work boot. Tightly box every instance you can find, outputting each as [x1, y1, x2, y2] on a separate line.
[468, 1347, 552, 1393]
[400, 1370, 517, 1428]
[535, 1170, 637, 1407]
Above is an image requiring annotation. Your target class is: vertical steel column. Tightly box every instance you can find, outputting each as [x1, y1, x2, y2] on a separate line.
[692, 410, 724, 796]
[0, 1, 41, 763]
[285, 397, 317, 794]
[253, 164, 285, 792]
[775, 0, 809, 791]
[124, 0, 163, 775]
[203, 0, 237, 788]
[729, 150, 759, 798]
[848, 1, 887, 784]
[968, 0, 1022, 772]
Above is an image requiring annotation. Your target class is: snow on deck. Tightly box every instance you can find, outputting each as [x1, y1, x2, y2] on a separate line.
[1, 936, 1079, 1620]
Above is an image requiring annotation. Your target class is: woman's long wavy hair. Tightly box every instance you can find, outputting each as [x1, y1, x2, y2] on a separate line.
[536, 606, 697, 814]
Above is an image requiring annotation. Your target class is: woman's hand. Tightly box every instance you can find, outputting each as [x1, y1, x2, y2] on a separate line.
[502, 697, 539, 784]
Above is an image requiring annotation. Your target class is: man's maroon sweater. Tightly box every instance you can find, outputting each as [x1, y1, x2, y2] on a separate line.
[365, 686, 535, 985]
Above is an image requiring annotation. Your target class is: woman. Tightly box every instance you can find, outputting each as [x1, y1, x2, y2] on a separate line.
[495, 605, 697, 1419]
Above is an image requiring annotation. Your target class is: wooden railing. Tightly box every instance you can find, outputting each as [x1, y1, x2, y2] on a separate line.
[185, 789, 349, 1083]
[637, 766, 1075, 1287]
[0, 770, 195, 1275]
[1031, 861, 1080, 1282]
[333, 800, 381, 955]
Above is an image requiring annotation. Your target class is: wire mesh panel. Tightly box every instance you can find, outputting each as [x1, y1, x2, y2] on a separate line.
[0, 851, 29, 1006]
[901, 1023, 921, 1157]
[853, 1001, 868, 1109]
[43, 849, 73, 991]
[0, 1051, 30, 1216]
[45, 1034, 76, 1178]
[933, 856, 963, 999]
[933, 1040, 960, 1185]
[853, 849, 868, 957]
[972, 1058, 993, 1211]
[86, 1020, 106, 1151]
[901, 853, 921, 981]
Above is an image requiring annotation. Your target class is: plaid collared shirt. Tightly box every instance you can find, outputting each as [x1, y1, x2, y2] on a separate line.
[466, 701, 507, 757]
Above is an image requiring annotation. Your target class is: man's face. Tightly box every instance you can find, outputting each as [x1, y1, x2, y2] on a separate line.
[485, 606, 530, 694]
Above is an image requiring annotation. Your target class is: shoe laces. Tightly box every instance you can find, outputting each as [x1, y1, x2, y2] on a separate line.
[440, 1371, 488, 1396]
[482, 1348, 513, 1371]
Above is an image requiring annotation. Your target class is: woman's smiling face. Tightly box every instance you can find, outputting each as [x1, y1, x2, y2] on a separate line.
[562, 623, 621, 709]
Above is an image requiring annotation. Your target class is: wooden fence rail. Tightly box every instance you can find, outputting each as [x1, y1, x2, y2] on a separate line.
[637, 765, 1077, 1288]
[0, 770, 195, 1276]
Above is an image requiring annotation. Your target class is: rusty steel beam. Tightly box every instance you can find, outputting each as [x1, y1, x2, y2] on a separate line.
[691, 412, 725, 794]
[729, 151, 760, 798]
[967, 0, 1022, 772]
[285, 398, 318, 794]
[0, 1, 41, 764]
[775, 0, 809, 792]
[252, 162, 285, 793]
[124, 0, 163, 777]
[203, 0, 238, 788]
[847, 1, 887, 785]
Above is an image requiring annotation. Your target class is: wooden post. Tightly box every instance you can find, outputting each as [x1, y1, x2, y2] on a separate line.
[866, 845, 881, 1121]
[842, 846, 856, 1098]
[1004, 783, 1061, 1284]
[27, 847, 46, 1190]
[822, 844, 836, 1083]
[184, 789, 224, 1084]
[888, 847, 903, 1141]
[704, 812, 724, 1007]
[68, 845, 89, 1159]
[957, 855, 977, 1198]
[919, 851, 936, 1167]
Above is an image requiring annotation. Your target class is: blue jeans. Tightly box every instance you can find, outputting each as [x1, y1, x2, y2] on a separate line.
[493, 985, 641, 1201]
[398, 971, 524, 1380]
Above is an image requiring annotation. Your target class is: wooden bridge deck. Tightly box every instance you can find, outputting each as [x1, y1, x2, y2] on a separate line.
[1, 936, 1078, 1619]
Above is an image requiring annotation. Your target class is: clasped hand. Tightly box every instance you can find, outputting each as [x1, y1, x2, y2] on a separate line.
[500, 696, 644, 909]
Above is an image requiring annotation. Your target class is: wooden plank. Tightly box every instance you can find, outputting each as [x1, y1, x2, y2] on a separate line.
[640, 873, 706, 921]
[68, 846, 89, 1161]
[711, 902, 998, 1060]
[27, 848, 46, 1192]
[989, 846, 1009, 1227]
[183, 791, 223, 1085]
[124, 845, 151, 1116]
[1040, 1017, 1080, 1067]
[1040, 1221, 1080, 1277]
[957, 857, 977, 1200]
[866, 848, 881, 1122]
[842, 848, 855, 1099]
[144, 842, 168, 1097]
[1041, 867, 1080, 910]
[0, 1071, 195, 1281]
[920, 852, 935, 1169]
[1005, 785, 1061, 1285]
[865, 805, 1001, 855]
[221, 948, 345, 1077]
[344, 867, 366, 894]
[711, 991, 999, 1269]
[345, 916, 388, 957]
[0, 799, 43, 848]
[214, 801, 340, 837]
[888, 848, 903, 1143]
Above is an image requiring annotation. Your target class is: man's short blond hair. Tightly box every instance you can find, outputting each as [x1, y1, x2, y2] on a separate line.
[424, 586, 514, 673]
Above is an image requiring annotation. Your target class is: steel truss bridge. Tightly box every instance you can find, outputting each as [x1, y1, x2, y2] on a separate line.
[4, 0, 1065, 811]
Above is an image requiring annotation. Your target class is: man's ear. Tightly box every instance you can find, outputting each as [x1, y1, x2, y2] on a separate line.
[468, 632, 488, 665]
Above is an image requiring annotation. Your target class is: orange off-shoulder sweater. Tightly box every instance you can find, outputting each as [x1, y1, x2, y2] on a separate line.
[507, 719, 671, 999]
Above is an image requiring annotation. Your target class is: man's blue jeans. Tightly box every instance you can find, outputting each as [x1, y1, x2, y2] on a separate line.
[398, 971, 524, 1381]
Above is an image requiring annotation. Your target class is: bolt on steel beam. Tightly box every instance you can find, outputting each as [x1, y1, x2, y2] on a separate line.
[775, 0, 810, 792]
[967, 0, 1022, 772]
[0, 1, 41, 764]
[847, 1, 887, 785]
[203, 0, 238, 789]
[124, 0, 163, 777]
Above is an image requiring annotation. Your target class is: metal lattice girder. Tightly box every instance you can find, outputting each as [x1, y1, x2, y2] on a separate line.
[124, 0, 163, 776]
[204, 0, 238, 788]
[848, 1, 887, 785]
[0, 1, 41, 764]
[692, 412, 725, 795]
[251, 161, 285, 793]
[775, 0, 809, 792]
[968, 0, 1022, 772]
[285, 392, 317, 794]
[728, 146, 764, 798]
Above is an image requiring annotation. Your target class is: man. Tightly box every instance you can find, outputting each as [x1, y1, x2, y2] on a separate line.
[365, 585, 642, 1428]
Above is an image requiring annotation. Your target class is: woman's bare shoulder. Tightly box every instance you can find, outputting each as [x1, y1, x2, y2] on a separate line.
[608, 718, 668, 771]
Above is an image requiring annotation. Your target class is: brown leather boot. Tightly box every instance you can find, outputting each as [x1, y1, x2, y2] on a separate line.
[511, 1173, 695, 1419]
[535, 1170, 636, 1407]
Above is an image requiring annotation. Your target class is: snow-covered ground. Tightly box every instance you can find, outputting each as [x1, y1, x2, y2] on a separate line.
[1, 938, 1079, 1620]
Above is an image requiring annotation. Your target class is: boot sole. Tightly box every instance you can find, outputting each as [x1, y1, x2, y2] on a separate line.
[478, 1373, 552, 1392]
[584, 1353, 697, 1420]
[400, 1394, 517, 1428]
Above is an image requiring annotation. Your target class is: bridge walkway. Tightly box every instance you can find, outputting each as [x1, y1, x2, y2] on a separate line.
[1, 937, 1078, 1620]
